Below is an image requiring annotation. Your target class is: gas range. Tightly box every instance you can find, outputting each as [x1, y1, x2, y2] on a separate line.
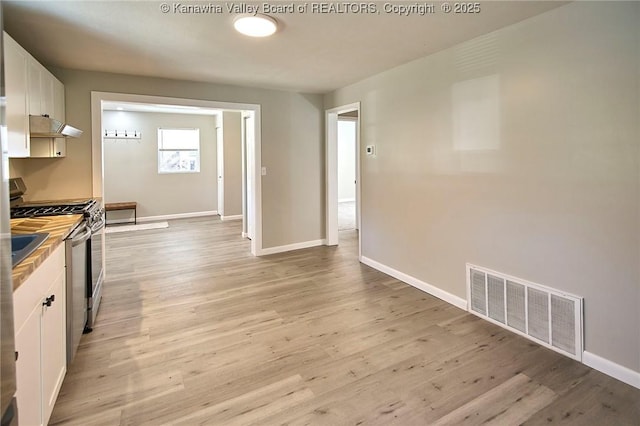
[9, 178, 104, 229]
[11, 199, 96, 216]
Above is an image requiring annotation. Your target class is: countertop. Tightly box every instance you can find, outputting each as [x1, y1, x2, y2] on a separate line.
[11, 214, 84, 291]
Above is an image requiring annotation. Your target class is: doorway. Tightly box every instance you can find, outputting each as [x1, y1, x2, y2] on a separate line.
[216, 111, 246, 223]
[241, 112, 256, 240]
[216, 125, 224, 217]
[325, 102, 361, 258]
[337, 116, 357, 232]
[91, 92, 263, 258]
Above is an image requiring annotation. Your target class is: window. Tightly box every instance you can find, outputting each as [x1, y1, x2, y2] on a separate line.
[157, 128, 200, 173]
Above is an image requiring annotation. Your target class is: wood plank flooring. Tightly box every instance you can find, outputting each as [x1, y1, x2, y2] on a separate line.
[50, 216, 640, 425]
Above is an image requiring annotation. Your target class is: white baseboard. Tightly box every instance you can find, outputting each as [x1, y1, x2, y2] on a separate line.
[359, 257, 640, 390]
[360, 256, 467, 310]
[221, 214, 243, 221]
[259, 239, 326, 256]
[583, 351, 640, 389]
[106, 211, 218, 225]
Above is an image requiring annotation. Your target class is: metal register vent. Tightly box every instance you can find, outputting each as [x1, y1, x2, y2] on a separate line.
[467, 264, 582, 361]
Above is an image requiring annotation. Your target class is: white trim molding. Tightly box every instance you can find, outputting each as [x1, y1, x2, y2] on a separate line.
[583, 351, 640, 390]
[360, 256, 467, 310]
[221, 214, 243, 221]
[325, 102, 361, 259]
[259, 239, 326, 256]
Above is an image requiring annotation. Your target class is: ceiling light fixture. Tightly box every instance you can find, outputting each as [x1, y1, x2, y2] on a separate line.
[234, 14, 278, 37]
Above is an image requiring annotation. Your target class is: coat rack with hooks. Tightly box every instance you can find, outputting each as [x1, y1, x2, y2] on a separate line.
[104, 130, 142, 139]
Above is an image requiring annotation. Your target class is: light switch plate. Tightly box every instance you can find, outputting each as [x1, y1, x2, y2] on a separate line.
[365, 145, 375, 156]
[261, 166, 267, 176]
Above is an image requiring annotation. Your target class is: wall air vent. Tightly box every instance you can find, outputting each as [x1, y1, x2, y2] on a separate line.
[466, 264, 583, 361]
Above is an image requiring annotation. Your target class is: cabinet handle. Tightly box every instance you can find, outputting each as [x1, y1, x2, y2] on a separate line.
[43, 294, 55, 307]
[56, 152, 62, 156]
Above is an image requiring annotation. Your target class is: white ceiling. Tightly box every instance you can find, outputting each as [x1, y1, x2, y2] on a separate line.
[4, 1, 567, 94]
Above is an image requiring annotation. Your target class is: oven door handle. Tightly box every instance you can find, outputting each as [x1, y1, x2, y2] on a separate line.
[91, 217, 105, 233]
[71, 225, 92, 247]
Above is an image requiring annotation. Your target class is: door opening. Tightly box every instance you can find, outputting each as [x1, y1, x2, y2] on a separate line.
[216, 125, 224, 217]
[241, 112, 255, 240]
[337, 116, 357, 232]
[92, 92, 263, 262]
[325, 102, 361, 258]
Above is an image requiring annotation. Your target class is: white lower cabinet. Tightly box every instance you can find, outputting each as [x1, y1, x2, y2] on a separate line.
[13, 244, 67, 426]
[14, 303, 41, 426]
[41, 270, 67, 422]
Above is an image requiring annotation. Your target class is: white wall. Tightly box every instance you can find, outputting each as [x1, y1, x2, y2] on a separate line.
[338, 119, 356, 202]
[103, 111, 217, 219]
[325, 1, 640, 376]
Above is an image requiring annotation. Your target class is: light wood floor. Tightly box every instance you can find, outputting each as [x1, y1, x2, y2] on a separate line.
[50, 217, 639, 425]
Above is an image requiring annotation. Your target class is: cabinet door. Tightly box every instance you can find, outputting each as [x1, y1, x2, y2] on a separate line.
[53, 138, 66, 157]
[28, 60, 57, 118]
[27, 138, 66, 158]
[15, 303, 44, 426]
[52, 78, 67, 157]
[28, 58, 42, 116]
[14, 244, 66, 426]
[28, 138, 53, 157]
[41, 268, 67, 425]
[4, 33, 30, 157]
[53, 78, 65, 122]
[40, 70, 55, 117]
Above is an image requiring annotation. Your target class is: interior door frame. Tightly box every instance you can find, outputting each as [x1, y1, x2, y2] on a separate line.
[241, 111, 255, 240]
[91, 92, 263, 258]
[325, 102, 361, 259]
[216, 124, 224, 218]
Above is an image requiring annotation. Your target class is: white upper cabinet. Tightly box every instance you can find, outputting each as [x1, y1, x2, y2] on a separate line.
[4, 32, 30, 157]
[4, 31, 66, 158]
[53, 78, 65, 122]
[28, 58, 58, 118]
[28, 58, 42, 116]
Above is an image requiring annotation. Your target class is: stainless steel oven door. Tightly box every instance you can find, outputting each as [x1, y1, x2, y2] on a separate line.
[65, 223, 90, 366]
[86, 214, 105, 330]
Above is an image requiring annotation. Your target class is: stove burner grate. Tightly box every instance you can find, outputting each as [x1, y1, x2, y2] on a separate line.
[10, 200, 100, 220]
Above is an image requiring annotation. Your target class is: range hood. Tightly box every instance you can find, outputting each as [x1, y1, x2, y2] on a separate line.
[29, 115, 83, 138]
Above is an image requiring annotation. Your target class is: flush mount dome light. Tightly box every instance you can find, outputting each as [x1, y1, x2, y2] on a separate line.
[234, 14, 278, 37]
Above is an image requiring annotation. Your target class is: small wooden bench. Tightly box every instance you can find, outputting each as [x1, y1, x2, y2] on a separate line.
[105, 202, 137, 225]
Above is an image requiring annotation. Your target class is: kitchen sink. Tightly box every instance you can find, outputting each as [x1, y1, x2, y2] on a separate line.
[11, 233, 49, 267]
